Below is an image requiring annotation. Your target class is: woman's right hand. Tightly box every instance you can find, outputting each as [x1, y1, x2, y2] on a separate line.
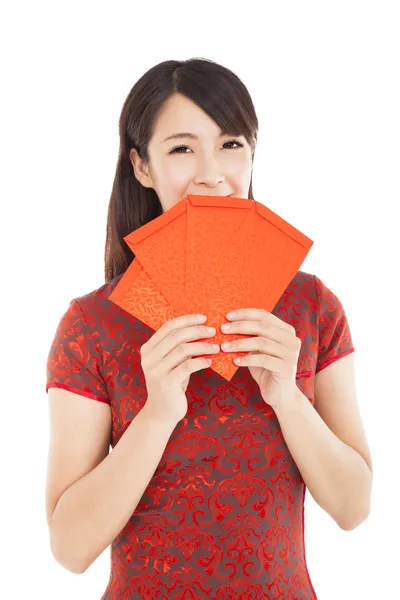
[140, 314, 219, 425]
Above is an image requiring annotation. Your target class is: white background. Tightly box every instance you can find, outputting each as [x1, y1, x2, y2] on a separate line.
[1, 1, 398, 598]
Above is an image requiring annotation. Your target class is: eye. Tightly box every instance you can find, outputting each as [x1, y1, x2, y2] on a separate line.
[224, 140, 244, 150]
[169, 139, 244, 154]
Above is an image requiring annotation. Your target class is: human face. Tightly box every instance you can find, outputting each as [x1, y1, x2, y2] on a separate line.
[130, 93, 255, 213]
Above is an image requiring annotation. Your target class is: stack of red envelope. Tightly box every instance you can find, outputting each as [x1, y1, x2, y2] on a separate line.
[108, 195, 313, 381]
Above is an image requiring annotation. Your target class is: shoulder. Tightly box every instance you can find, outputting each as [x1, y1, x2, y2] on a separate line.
[287, 269, 345, 307]
[279, 268, 353, 363]
[72, 273, 124, 305]
[45, 277, 126, 403]
[287, 269, 352, 333]
[280, 269, 317, 309]
[68, 274, 125, 322]
[49, 274, 127, 357]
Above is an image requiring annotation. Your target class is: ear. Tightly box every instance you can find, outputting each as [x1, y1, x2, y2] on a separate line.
[129, 148, 154, 189]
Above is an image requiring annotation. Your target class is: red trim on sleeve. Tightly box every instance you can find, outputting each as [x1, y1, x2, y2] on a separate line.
[46, 382, 110, 404]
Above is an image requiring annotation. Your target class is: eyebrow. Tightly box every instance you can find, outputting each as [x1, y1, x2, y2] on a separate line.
[163, 131, 228, 143]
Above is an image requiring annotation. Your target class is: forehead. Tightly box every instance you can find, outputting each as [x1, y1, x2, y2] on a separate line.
[153, 93, 223, 138]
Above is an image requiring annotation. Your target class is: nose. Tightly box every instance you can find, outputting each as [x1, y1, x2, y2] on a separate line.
[193, 156, 224, 188]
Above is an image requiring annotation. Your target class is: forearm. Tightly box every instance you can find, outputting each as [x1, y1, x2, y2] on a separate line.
[50, 404, 178, 574]
[273, 387, 372, 530]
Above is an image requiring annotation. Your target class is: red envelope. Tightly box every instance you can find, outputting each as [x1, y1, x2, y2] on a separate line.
[108, 195, 313, 381]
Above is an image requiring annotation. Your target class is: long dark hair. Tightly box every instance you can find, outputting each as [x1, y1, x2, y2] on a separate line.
[104, 58, 259, 283]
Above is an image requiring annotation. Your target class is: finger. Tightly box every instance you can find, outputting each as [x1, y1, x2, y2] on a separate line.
[145, 314, 206, 353]
[223, 320, 289, 344]
[236, 353, 284, 372]
[223, 337, 286, 359]
[227, 309, 289, 331]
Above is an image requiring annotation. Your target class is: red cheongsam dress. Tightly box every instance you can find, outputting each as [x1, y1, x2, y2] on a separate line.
[46, 269, 355, 600]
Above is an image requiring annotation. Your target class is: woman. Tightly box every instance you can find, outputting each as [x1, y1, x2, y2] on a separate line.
[45, 58, 373, 599]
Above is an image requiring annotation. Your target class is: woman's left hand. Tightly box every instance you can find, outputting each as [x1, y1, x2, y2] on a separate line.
[221, 308, 302, 409]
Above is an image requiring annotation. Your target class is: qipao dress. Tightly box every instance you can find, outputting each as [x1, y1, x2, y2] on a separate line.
[46, 269, 355, 599]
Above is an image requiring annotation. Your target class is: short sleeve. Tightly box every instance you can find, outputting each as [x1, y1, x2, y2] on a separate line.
[46, 298, 110, 404]
[314, 275, 355, 374]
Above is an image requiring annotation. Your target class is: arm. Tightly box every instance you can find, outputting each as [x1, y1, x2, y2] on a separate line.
[274, 376, 372, 531]
[50, 404, 177, 574]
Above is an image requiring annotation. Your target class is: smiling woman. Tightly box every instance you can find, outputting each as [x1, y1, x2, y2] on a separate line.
[45, 57, 369, 600]
[104, 58, 258, 282]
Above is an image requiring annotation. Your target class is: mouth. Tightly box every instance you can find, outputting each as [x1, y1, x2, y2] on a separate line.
[190, 193, 232, 197]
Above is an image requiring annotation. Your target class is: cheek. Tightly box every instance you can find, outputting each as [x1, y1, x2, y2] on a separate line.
[162, 162, 191, 187]
[225, 159, 251, 183]
[155, 164, 192, 207]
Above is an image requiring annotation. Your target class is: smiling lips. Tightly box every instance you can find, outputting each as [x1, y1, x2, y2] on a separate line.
[191, 193, 232, 197]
